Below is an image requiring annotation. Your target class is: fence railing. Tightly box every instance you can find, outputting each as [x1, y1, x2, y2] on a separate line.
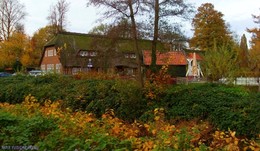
[176, 77, 207, 84]
[233, 77, 260, 86]
[176, 77, 260, 86]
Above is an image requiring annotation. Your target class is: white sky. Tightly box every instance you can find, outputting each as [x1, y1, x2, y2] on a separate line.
[21, 0, 259, 41]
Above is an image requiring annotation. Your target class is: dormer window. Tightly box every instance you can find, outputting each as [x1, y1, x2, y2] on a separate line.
[80, 51, 89, 56]
[125, 53, 136, 59]
[130, 53, 136, 58]
[125, 54, 129, 58]
[79, 50, 97, 57]
[89, 51, 97, 56]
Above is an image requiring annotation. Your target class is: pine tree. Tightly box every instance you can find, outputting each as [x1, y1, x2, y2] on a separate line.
[238, 34, 249, 69]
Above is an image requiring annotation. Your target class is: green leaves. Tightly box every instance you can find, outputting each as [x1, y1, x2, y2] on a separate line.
[202, 43, 238, 81]
[163, 84, 259, 138]
[0, 111, 57, 146]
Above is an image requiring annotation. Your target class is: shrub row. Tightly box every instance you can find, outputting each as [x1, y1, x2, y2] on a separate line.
[0, 75, 145, 121]
[0, 106, 131, 150]
[0, 75, 259, 137]
[162, 84, 260, 137]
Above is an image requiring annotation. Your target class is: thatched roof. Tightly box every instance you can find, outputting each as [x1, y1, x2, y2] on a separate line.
[42, 32, 168, 68]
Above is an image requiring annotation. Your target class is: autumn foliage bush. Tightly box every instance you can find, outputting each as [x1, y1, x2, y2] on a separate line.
[0, 73, 259, 139]
[0, 97, 259, 150]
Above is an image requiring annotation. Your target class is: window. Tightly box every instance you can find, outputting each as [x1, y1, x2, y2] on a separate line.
[125, 53, 136, 59]
[130, 53, 136, 58]
[47, 64, 54, 72]
[126, 68, 134, 76]
[55, 63, 61, 73]
[89, 51, 97, 56]
[72, 68, 81, 75]
[79, 50, 97, 57]
[47, 49, 53, 56]
[54, 49, 57, 56]
[41, 64, 45, 71]
[80, 51, 88, 56]
[125, 54, 129, 58]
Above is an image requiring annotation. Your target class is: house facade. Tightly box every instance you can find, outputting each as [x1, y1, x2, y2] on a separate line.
[40, 32, 167, 76]
[40, 32, 202, 77]
[40, 46, 61, 73]
[143, 50, 188, 77]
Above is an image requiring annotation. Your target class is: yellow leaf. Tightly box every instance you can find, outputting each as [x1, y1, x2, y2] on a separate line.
[194, 147, 200, 151]
[154, 116, 160, 121]
[152, 129, 157, 135]
[234, 140, 239, 145]
[249, 146, 255, 150]
[225, 138, 231, 143]
[165, 140, 171, 144]
[174, 144, 178, 149]
[231, 131, 236, 138]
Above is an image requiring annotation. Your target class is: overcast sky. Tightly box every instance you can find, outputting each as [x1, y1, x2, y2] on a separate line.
[21, 0, 259, 41]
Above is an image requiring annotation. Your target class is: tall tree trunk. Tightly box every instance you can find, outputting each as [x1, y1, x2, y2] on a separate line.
[151, 0, 159, 73]
[128, 0, 143, 87]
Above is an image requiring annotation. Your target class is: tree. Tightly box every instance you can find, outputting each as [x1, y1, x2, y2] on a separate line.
[87, 0, 143, 86]
[0, 32, 31, 69]
[237, 34, 249, 73]
[0, 0, 26, 41]
[88, 23, 112, 35]
[247, 10, 260, 77]
[190, 3, 232, 50]
[47, 0, 69, 34]
[157, 22, 187, 51]
[29, 25, 56, 67]
[202, 42, 238, 82]
[141, 0, 193, 72]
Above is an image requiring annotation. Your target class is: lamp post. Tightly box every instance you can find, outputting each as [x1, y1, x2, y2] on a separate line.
[87, 58, 93, 72]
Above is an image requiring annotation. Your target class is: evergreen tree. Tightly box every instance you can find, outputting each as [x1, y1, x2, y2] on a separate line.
[238, 34, 249, 71]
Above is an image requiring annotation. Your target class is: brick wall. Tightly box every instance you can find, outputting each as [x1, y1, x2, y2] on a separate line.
[40, 46, 62, 73]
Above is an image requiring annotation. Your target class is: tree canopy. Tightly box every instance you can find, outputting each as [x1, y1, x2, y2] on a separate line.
[202, 42, 238, 82]
[237, 34, 249, 71]
[248, 10, 260, 76]
[0, 32, 32, 69]
[190, 3, 232, 50]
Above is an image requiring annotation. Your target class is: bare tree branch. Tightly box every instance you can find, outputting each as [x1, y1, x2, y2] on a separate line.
[47, 0, 70, 34]
[0, 0, 26, 41]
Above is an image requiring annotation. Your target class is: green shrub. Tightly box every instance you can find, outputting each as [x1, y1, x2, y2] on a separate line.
[0, 75, 146, 122]
[0, 110, 58, 146]
[84, 80, 145, 121]
[162, 83, 260, 137]
[1, 76, 259, 137]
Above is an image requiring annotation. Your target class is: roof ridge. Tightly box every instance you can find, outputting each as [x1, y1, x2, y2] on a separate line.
[57, 31, 156, 42]
[58, 31, 106, 38]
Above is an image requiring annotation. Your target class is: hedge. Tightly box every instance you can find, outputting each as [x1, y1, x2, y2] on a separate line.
[0, 75, 259, 137]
